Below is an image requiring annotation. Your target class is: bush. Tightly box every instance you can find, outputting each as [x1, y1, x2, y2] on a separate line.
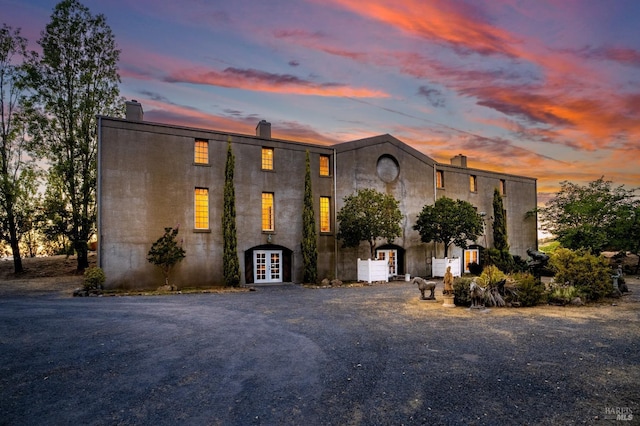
[486, 248, 516, 273]
[511, 272, 545, 307]
[547, 282, 580, 305]
[453, 277, 474, 306]
[550, 248, 612, 301]
[83, 266, 105, 291]
[468, 261, 483, 275]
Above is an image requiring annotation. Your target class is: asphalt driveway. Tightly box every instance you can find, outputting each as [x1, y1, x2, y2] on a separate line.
[1, 282, 639, 425]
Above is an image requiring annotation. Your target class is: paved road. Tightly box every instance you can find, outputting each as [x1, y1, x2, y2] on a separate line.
[1, 283, 639, 425]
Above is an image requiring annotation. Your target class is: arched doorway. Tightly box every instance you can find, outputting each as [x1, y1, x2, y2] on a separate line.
[245, 244, 292, 284]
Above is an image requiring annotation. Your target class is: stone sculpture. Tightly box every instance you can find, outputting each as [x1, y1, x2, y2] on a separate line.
[443, 266, 454, 295]
[412, 277, 436, 300]
[469, 278, 485, 308]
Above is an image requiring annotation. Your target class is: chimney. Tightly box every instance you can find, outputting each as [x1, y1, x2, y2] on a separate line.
[256, 120, 271, 139]
[450, 154, 467, 168]
[125, 100, 143, 121]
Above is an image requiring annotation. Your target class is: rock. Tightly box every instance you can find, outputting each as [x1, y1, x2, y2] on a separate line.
[570, 297, 584, 306]
[330, 279, 343, 287]
[321, 278, 330, 286]
[73, 288, 87, 297]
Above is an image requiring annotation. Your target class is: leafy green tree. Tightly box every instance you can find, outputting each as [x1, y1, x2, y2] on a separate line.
[25, 0, 121, 270]
[414, 196, 483, 257]
[301, 151, 318, 283]
[610, 200, 640, 273]
[492, 188, 508, 251]
[337, 188, 402, 259]
[539, 177, 637, 254]
[0, 24, 37, 273]
[147, 226, 186, 286]
[222, 140, 241, 287]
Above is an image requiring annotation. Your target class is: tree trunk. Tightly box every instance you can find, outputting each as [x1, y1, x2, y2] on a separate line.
[7, 211, 23, 274]
[75, 240, 89, 271]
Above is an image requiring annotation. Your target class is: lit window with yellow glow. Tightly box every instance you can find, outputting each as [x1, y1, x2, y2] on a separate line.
[470, 175, 477, 192]
[262, 192, 274, 231]
[262, 147, 274, 170]
[436, 170, 444, 188]
[319, 155, 330, 176]
[194, 188, 209, 229]
[194, 140, 208, 164]
[320, 196, 331, 232]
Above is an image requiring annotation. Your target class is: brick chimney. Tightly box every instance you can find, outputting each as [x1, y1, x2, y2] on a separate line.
[125, 100, 143, 121]
[450, 154, 467, 168]
[256, 120, 271, 139]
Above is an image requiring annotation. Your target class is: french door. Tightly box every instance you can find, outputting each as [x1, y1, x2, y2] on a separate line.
[254, 250, 282, 283]
[376, 249, 398, 277]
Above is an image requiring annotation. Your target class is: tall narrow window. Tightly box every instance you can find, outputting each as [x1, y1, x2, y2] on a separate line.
[436, 170, 444, 188]
[500, 179, 506, 195]
[470, 175, 477, 192]
[261, 147, 274, 170]
[262, 192, 274, 231]
[319, 155, 330, 176]
[320, 196, 331, 232]
[194, 188, 209, 229]
[194, 140, 208, 164]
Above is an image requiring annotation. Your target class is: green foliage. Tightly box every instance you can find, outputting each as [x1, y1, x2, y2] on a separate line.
[486, 248, 515, 273]
[301, 151, 318, 283]
[222, 140, 241, 287]
[478, 264, 506, 287]
[25, 0, 122, 270]
[547, 282, 580, 305]
[539, 178, 638, 254]
[510, 273, 545, 307]
[337, 188, 402, 259]
[453, 276, 473, 306]
[492, 188, 509, 251]
[83, 266, 105, 291]
[468, 261, 483, 275]
[147, 227, 186, 286]
[549, 248, 612, 301]
[413, 197, 484, 257]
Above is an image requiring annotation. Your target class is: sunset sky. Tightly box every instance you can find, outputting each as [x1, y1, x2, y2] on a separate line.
[4, 0, 639, 202]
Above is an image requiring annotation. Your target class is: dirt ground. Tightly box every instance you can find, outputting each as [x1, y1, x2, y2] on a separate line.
[1, 252, 639, 310]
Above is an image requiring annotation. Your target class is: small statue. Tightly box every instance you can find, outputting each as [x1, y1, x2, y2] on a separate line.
[470, 278, 485, 308]
[412, 277, 436, 300]
[443, 266, 454, 295]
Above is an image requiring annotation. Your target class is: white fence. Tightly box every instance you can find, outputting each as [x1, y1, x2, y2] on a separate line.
[431, 257, 461, 277]
[357, 258, 388, 283]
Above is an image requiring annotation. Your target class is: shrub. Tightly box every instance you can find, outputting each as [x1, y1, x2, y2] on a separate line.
[453, 276, 474, 306]
[478, 264, 506, 287]
[83, 266, 105, 291]
[547, 283, 580, 305]
[486, 248, 516, 273]
[550, 248, 612, 301]
[468, 261, 483, 275]
[511, 272, 545, 307]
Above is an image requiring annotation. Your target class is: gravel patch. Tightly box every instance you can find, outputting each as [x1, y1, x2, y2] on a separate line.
[1, 278, 639, 425]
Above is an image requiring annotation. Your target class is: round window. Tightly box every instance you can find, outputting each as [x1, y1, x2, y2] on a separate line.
[376, 155, 399, 183]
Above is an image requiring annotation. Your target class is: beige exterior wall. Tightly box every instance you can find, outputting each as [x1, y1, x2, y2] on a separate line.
[98, 115, 537, 289]
[98, 117, 335, 289]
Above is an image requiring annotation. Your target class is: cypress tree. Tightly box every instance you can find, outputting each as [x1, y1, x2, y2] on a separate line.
[301, 151, 318, 283]
[492, 188, 509, 251]
[222, 139, 241, 286]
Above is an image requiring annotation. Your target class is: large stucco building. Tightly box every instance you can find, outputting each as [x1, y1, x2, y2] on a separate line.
[97, 101, 537, 289]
